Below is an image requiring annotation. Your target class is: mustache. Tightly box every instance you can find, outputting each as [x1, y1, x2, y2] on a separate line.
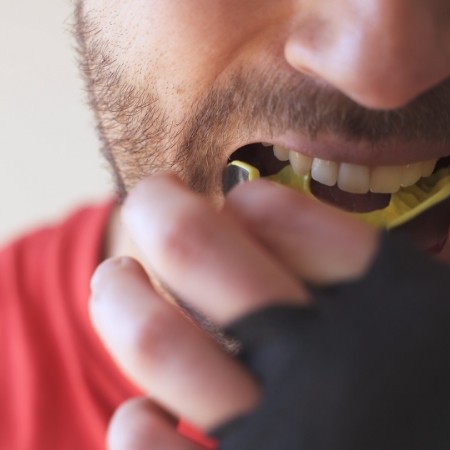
[183, 63, 450, 151]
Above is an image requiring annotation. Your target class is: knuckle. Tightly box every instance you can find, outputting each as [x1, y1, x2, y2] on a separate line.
[127, 304, 176, 370]
[156, 204, 214, 267]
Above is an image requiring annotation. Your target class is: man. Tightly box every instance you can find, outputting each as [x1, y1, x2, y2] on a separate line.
[2, 0, 450, 448]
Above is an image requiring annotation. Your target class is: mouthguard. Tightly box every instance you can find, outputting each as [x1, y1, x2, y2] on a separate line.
[223, 160, 450, 229]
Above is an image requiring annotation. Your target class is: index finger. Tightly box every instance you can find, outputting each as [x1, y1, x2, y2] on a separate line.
[122, 174, 307, 324]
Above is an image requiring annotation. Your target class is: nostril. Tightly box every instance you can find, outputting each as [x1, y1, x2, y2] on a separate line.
[284, 6, 450, 111]
[285, 38, 432, 111]
[287, 61, 319, 79]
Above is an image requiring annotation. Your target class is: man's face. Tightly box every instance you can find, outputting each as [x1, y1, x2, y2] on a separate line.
[74, 0, 450, 247]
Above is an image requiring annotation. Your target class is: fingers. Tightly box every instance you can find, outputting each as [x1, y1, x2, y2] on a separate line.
[224, 180, 380, 285]
[90, 256, 260, 429]
[122, 174, 308, 324]
[98, 175, 379, 449]
[107, 397, 201, 450]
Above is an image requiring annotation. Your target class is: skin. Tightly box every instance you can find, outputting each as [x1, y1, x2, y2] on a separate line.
[75, 0, 450, 448]
[75, 0, 450, 199]
[91, 177, 379, 447]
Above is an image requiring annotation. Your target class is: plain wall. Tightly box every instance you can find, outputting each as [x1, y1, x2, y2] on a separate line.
[0, 0, 111, 246]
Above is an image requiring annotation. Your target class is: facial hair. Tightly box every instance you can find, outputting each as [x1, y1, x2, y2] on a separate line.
[74, 3, 450, 204]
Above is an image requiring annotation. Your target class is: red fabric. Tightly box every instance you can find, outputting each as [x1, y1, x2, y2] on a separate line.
[0, 202, 142, 449]
[0, 202, 215, 449]
[178, 420, 218, 449]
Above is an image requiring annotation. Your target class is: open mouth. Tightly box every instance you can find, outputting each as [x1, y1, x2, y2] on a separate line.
[223, 143, 450, 253]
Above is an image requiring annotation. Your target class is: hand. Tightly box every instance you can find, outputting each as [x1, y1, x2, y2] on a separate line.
[89, 174, 379, 449]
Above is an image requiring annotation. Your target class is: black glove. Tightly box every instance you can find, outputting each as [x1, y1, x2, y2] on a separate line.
[212, 233, 450, 450]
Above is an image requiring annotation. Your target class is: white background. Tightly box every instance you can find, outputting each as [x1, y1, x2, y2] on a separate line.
[0, 0, 111, 246]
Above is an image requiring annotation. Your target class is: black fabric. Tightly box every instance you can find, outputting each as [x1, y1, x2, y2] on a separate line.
[212, 233, 450, 449]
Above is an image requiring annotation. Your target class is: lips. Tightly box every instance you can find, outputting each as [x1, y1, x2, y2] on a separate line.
[226, 143, 449, 206]
[224, 141, 450, 254]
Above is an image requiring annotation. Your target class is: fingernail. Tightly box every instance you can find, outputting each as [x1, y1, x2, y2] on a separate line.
[90, 257, 129, 293]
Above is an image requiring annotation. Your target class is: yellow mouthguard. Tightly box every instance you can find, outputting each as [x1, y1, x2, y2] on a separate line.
[227, 160, 450, 229]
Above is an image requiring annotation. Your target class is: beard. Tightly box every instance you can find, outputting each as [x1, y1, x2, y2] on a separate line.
[73, 2, 450, 345]
[74, 3, 450, 204]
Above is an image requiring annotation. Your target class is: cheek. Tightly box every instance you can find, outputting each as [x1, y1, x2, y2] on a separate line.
[86, 0, 270, 110]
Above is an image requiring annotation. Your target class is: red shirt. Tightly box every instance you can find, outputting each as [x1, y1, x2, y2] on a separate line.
[0, 203, 217, 449]
[0, 202, 141, 448]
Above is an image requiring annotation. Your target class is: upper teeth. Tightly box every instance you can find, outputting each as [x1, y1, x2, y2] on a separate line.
[273, 145, 437, 194]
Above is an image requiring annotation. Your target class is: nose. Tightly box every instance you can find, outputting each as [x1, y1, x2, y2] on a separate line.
[284, 0, 450, 109]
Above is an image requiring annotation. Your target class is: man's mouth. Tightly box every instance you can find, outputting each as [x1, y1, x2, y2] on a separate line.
[224, 142, 450, 254]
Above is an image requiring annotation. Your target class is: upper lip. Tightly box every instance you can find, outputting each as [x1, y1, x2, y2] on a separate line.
[229, 131, 450, 167]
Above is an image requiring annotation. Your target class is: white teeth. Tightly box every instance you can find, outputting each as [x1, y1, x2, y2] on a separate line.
[311, 158, 339, 186]
[270, 144, 440, 194]
[289, 151, 313, 176]
[422, 159, 437, 177]
[338, 163, 370, 194]
[262, 142, 273, 147]
[273, 145, 290, 161]
[400, 163, 423, 187]
[370, 166, 402, 193]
